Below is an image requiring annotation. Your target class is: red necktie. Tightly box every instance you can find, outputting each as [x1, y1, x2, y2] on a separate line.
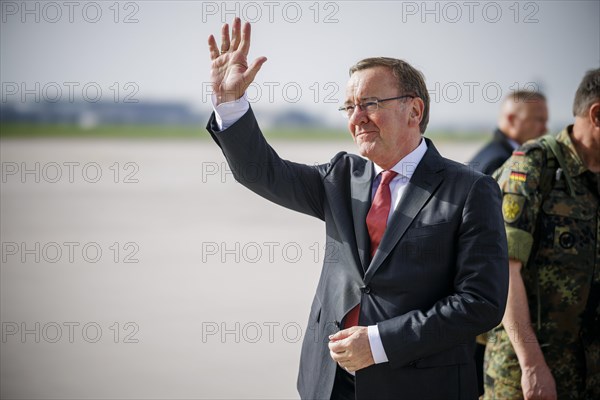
[344, 170, 398, 329]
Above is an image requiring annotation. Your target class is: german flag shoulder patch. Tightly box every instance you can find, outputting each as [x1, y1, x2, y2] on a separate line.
[509, 171, 527, 182]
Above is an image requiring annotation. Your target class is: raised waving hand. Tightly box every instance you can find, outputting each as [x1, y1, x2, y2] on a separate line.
[208, 18, 267, 105]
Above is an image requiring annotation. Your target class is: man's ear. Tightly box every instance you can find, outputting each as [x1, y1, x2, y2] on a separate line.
[507, 112, 517, 127]
[589, 102, 600, 128]
[410, 97, 425, 124]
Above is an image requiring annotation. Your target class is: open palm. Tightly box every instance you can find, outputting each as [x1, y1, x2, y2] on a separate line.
[208, 18, 267, 105]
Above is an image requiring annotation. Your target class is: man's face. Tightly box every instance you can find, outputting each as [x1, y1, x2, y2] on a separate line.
[514, 100, 548, 143]
[345, 66, 421, 168]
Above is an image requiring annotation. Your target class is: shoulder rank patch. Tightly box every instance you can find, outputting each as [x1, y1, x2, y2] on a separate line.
[502, 194, 525, 223]
[509, 171, 527, 182]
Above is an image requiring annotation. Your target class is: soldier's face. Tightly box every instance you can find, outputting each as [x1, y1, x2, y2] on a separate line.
[345, 67, 421, 168]
[515, 100, 548, 142]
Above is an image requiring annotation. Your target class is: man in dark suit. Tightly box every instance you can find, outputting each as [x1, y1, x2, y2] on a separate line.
[206, 19, 508, 400]
[470, 91, 548, 175]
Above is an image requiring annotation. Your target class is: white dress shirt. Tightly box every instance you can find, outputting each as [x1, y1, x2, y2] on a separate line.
[212, 95, 428, 366]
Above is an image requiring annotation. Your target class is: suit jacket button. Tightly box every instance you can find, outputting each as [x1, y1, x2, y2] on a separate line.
[361, 286, 371, 294]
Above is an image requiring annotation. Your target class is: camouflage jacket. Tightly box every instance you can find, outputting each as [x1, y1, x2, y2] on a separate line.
[490, 126, 599, 395]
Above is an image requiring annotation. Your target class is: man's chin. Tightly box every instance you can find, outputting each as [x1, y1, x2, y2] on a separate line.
[356, 143, 379, 160]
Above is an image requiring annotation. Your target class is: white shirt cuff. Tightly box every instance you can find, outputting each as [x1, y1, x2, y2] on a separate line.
[368, 324, 389, 364]
[211, 93, 249, 131]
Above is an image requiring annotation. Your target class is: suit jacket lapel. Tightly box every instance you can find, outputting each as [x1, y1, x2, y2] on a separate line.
[364, 140, 445, 284]
[350, 159, 374, 273]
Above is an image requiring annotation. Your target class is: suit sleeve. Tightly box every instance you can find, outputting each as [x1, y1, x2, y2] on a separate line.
[206, 107, 332, 221]
[377, 175, 509, 367]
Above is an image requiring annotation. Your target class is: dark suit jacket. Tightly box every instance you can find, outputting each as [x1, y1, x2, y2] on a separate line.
[207, 108, 508, 400]
[469, 129, 515, 175]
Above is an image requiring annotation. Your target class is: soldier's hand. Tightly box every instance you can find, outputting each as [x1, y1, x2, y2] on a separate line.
[521, 363, 557, 400]
[207, 18, 267, 105]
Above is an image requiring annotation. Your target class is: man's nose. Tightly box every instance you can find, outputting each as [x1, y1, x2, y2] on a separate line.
[349, 105, 368, 124]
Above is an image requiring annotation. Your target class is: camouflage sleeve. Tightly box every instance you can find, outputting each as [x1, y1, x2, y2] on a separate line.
[493, 148, 545, 265]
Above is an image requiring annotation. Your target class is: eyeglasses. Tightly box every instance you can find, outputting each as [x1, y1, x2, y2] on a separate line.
[338, 95, 415, 118]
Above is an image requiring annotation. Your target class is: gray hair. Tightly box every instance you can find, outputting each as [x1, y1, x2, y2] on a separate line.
[573, 68, 600, 117]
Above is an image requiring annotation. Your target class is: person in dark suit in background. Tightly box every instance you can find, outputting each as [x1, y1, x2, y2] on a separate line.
[468, 90, 547, 396]
[470, 91, 548, 175]
[206, 19, 508, 400]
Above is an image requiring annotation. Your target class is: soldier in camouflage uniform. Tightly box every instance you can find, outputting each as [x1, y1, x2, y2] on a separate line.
[484, 68, 600, 400]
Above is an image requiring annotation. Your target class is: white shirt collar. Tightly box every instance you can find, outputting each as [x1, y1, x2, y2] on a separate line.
[373, 137, 428, 180]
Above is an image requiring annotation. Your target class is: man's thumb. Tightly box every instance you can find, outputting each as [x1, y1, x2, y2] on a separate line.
[244, 57, 267, 83]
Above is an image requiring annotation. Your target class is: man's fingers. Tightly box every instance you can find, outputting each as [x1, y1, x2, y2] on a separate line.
[243, 57, 267, 84]
[342, 363, 356, 372]
[230, 17, 241, 50]
[330, 350, 344, 362]
[329, 327, 355, 341]
[208, 35, 220, 60]
[220, 23, 230, 53]
[336, 360, 357, 373]
[330, 350, 352, 364]
[239, 22, 252, 55]
[328, 339, 344, 353]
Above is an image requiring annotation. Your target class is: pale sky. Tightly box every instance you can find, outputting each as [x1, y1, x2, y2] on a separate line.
[2, 0, 599, 130]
